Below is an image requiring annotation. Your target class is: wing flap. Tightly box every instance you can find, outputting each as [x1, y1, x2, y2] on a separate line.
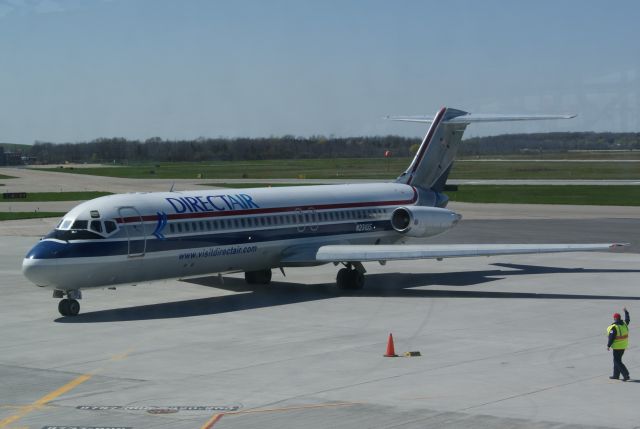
[315, 243, 626, 262]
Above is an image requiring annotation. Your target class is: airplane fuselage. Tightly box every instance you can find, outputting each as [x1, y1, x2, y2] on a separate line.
[22, 183, 456, 291]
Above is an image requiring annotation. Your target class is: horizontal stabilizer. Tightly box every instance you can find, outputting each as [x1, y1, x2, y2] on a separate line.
[315, 243, 626, 262]
[386, 113, 576, 124]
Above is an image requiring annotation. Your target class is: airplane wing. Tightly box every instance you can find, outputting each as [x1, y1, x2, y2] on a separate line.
[310, 243, 626, 263]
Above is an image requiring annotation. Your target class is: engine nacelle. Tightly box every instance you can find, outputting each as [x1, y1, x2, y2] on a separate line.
[391, 206, 461, 238]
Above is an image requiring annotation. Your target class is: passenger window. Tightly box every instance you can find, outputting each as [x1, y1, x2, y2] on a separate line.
[169, 224, 175, 233]
[90, 220, 102, 233]
[185, 223, 190, 232]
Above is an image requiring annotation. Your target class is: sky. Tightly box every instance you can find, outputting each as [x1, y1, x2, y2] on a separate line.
[0, 0, 639, 144]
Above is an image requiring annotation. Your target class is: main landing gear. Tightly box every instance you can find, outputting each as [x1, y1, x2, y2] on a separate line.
[54, 289, 82, 317]
[336, 262, 365, 290]
[245, 269, 273, 285]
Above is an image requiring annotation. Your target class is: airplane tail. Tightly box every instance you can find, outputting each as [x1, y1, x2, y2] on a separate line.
[391, 108, 575, 201]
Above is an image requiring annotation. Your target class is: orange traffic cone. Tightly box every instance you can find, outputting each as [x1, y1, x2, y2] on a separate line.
[384, 333, 398, 357]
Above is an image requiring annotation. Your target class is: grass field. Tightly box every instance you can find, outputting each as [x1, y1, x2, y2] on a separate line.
[0, 173, 16, 179]
[0, 212, 64, 221]
[38, 158, 640, 180]
[447, 185, 640, 206]
[465, 151, 640, 160]
[0, 191, 111, 202]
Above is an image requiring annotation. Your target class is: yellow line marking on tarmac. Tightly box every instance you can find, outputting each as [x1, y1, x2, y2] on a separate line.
[199, 402, 359, 428]
[199, 413, 223, 429]
[0, 373, 92, 428]
[0, 350, 132, 429]
[110, 348, 134, 361]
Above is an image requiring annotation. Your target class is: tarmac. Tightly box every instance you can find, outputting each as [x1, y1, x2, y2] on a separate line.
[1, 167, 640, 428]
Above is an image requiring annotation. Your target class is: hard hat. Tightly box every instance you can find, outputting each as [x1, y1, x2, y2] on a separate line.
[613, 313, 621, 319]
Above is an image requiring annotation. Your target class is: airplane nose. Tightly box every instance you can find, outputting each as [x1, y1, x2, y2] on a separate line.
[23, 241, 60, 287]
[22, 258, 55, 287]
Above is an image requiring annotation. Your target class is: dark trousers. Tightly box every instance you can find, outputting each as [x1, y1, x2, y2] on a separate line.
[612, 349, 630, 378]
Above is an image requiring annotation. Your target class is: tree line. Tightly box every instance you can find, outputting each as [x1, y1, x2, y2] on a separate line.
[23, 132, 640, 164]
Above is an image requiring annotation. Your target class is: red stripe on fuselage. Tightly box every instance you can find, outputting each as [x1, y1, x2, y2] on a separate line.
[116, 187, 418, 224]
[407, 106, 447, 185]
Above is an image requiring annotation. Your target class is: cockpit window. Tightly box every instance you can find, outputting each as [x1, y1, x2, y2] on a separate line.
[60, 220, 72, 230]
[71, 220, 88, 230]
[90, 220, 102, 233]
[104, 220, 117, 234]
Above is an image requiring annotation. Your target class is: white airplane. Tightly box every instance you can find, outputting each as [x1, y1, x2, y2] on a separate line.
[22, 107, 624, 317]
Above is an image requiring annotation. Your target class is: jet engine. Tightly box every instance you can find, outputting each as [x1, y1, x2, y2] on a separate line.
[390, 206, 461, 238]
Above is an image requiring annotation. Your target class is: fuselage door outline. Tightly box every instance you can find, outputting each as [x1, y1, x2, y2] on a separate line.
[118, 206, 146, 258]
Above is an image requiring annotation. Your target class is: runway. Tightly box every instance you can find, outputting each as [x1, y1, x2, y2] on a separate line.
[1, 167, 640, 428]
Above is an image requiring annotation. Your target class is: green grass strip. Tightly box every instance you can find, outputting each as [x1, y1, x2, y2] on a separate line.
[448, 185, 640, 206]
[37, 158, 640, 180]
[0, 174, 16, 179]
[0, 191, 112, 202]
[0, 212, 65, 221]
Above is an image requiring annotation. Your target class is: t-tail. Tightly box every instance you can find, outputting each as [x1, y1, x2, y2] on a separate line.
[391, 108, 576, 207]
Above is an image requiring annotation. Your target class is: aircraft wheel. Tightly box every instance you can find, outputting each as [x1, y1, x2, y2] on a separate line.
[245, 271, 256, 284]
[337, 268, 365, 290]
[351, 270, 365, 290]
[245, 269, 272, 285]
[258, 269, 272, 284]
[336, 268, 351, 290]
[58, 299, 70, 316]
[68, 299, 80, 316]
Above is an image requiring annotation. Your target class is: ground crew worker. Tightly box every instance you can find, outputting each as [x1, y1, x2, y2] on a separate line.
[607, 307, 630, 381]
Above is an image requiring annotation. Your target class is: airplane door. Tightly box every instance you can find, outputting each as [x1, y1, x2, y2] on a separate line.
[308, 207, 318, 232]
[118, 207, 146, 257]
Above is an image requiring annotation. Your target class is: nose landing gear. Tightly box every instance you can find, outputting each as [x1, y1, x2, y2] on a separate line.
[58, 299, 80, 316]
[54, 289, 82, 317]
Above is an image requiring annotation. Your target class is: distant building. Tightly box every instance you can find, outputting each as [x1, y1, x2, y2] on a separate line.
[0, 146, 24, 165]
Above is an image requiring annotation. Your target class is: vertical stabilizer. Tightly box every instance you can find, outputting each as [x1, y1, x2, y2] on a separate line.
[395, 107, 469, 190]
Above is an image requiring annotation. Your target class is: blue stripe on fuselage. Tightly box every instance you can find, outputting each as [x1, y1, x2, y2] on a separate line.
[26, 221, 392, 259]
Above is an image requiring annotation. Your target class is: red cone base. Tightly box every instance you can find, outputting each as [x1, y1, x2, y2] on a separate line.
[384, 333, 398, 357]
